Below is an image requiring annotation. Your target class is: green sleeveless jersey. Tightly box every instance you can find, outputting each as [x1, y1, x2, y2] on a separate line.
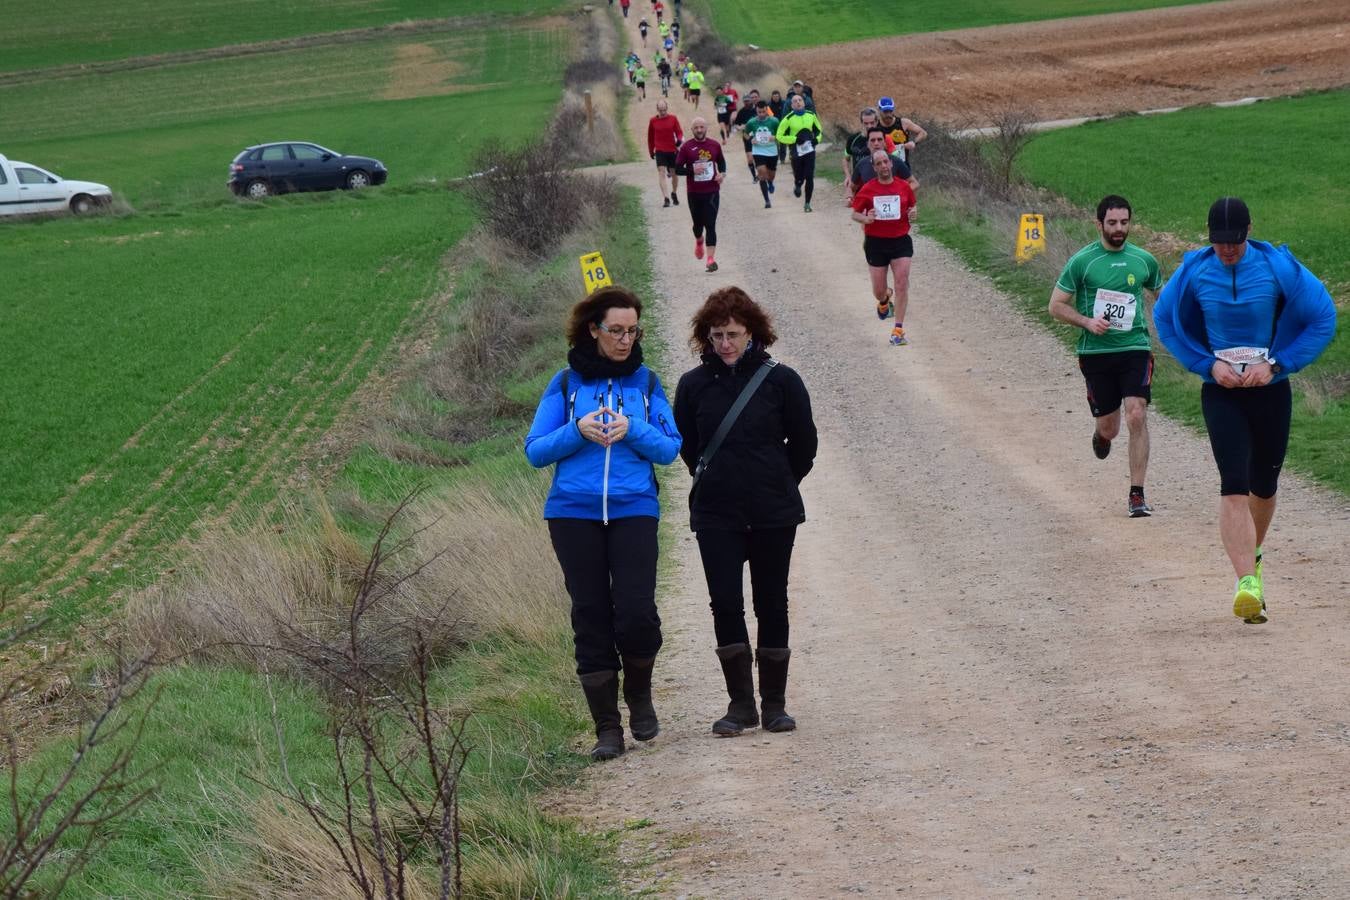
[1055, 240, 1163, 354]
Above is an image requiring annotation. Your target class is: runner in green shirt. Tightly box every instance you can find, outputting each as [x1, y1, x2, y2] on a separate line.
[1048, 194, 1164, 517]
[634, 65, 648, 100]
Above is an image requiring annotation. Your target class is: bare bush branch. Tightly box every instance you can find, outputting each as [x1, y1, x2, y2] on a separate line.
[0, 602, 160, 897]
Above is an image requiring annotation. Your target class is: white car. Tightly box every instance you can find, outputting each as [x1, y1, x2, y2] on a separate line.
[0, 154, 113, 216]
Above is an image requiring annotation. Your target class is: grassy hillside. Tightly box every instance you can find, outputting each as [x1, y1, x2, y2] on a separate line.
[0, 0, 573, 70]
[690, 0, 1221, 50]
[1018, 90, 1350, 294]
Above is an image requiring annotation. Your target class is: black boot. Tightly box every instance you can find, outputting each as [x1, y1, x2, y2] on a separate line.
[621, 655, 659, 741]
[578, 671, 625, 760]
[712, 643, 759, 736]
[757, 647, 796, 732]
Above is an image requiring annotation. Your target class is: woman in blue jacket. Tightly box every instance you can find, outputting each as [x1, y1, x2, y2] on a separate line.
[525, 286, 681, 760]
[1154, 197, 1336, 625]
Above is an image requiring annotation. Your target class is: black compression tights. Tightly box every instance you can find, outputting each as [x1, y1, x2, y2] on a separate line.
[687, 191, 720, 246]
[792, 153, 816, 203]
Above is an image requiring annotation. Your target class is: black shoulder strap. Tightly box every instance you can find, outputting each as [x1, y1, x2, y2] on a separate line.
[692, 360, 777, 487]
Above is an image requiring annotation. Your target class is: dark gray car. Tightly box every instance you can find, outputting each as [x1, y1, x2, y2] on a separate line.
[228, 142, 388, 198]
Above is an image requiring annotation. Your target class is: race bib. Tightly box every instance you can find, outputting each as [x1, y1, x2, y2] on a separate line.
[874, 194, 902, 221]
[753, 129, 774, 146]
[796, 139, 814, 155]
[1215, 346, 1272, 372]
[1092, 288, 1137, 332]
[693, 160, 715, 182]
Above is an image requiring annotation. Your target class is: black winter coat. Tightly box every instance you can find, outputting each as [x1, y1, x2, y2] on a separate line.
[673, 346, 817, 532]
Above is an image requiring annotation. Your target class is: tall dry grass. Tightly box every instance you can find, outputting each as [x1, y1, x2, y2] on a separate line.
[127, 469, 566, 677]
[212, 797, 441, 900]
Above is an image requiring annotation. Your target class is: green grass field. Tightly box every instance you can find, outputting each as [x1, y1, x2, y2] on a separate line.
[0, 0, 572, 71]
[0, 18, 572, 623]
[1018, 90, 1350, 294]
[690, 0, 1220, 49]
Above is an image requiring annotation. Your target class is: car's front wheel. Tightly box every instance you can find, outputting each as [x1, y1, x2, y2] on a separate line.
[345, 170, 371, 189]
[245, 179, 272, 200]
[70, 194, 97, 215]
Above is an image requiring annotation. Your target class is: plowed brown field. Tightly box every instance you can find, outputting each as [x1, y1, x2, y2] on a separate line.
[768, 0, 1349, 125]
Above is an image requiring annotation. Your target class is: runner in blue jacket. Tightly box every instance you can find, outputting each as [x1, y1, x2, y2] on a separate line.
[1154, 197, 1336, 625]
[525, 285, 681, 760]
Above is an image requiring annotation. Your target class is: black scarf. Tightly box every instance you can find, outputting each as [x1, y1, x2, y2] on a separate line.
[568, 338, 645, 380]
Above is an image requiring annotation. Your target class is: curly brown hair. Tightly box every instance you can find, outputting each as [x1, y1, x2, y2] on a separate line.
[565, 285, 644, 347]
[687, 286, 778, 354]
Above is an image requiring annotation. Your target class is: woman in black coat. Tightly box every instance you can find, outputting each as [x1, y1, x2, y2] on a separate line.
[673, 286, 817, 735]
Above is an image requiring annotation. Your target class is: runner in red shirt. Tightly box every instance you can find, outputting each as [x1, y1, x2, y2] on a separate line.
[673, 117, 727, 273]
[850, 150, 918, 346]
[647, 99, 684, 208]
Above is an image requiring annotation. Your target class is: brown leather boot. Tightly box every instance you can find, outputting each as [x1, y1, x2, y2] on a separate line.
[621, 655, 659, 741]
[578, 670, 625, 760]
[757, 647, 796, 732]
[712, 643, 759, 736]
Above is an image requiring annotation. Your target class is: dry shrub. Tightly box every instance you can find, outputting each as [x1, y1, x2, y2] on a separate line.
[126, 496, 465, 680]
[462, 142, 620, 257]
[549, 94, 625, 165]
[563, 58, 617, 88]
[213, 798, 438, 900]
[129, 470, 564, 679]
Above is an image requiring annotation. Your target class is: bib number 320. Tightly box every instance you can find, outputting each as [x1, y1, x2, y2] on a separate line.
[1092, 288, 1136, 332]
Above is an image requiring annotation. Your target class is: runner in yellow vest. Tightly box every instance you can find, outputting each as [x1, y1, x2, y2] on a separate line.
[687, 67, 705, 109]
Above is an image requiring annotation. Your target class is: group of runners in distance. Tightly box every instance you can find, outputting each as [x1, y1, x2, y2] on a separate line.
[628, 0, 1338, 638]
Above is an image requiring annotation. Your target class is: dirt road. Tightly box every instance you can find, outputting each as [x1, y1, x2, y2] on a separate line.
[565, 6, 1350, 897]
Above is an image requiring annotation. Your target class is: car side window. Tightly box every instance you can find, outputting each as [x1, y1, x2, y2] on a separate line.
[291, 145, 325, 160]
[0, 167, 7, 185]
[260, 146, 289, 161]
[16, 167, 47, 185]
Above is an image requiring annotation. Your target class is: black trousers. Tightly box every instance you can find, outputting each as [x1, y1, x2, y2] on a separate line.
[695, 526, 797, 648]
[791, 152, 816, 202]
[1201, 379, 1292, 497]
[687, 191, 720, 246]
[549, 517, 662, 674]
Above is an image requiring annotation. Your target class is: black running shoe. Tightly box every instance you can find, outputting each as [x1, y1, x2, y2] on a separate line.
[663, 197, 671, 207]
[1092, 431, 1111, 460]
[671, 193, 679, 206]
[1128, 490, 1153, 518]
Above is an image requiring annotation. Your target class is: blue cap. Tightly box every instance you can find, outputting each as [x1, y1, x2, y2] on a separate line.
[877, 96, 895, 111]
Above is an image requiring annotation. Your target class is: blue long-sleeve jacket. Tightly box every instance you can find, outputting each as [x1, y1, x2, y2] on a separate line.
[524, 366, 681, 522]
[1154, 240, 1337, 383]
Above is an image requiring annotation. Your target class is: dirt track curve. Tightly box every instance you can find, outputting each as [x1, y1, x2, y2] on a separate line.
[555, 4, 1350, 896]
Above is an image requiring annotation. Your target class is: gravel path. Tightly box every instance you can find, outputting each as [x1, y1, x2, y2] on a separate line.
[558, 10, 1350, 897]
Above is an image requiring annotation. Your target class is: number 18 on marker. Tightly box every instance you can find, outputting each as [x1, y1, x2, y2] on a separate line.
[580, 252, 612, 293]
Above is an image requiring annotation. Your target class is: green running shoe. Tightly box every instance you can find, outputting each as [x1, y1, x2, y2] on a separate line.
[1233, 574, 1266, 624]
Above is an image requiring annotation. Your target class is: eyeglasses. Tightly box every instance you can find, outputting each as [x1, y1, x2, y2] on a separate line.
[708, 329, 747, 344]
[599, 325, 643, 341]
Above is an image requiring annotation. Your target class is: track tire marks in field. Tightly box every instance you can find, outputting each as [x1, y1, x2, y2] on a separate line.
[0, 316, 275, 561]
[777, 0, 1350, 126]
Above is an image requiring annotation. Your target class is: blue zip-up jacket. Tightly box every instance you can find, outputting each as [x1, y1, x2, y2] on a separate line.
[1154, 240, 1337, 383]
[524, 366, 681, 521]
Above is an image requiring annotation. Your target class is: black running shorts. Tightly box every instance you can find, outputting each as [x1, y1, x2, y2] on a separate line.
[1078, 350, 1153, 417]
[1201, 378, 1291, 497]
[717, 111, 732, 124]
[753, 154, 778, 171]
[863, 234, 913, 268]
[690, 88, 701, 97]
[654, 151, 677, 168]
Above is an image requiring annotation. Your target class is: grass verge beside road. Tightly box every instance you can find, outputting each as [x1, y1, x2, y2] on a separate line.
[14, 186, 656, 897]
